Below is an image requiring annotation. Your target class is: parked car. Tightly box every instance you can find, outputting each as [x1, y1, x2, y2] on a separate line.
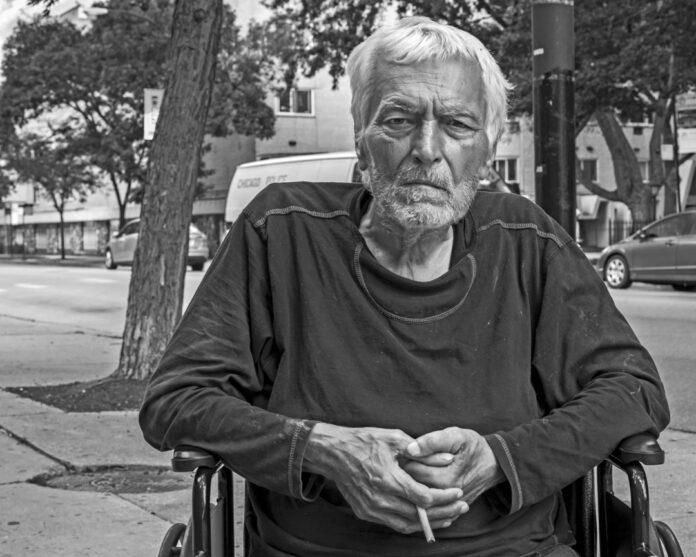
[105, 219, 208, 271]
[597, 210, 696, 290]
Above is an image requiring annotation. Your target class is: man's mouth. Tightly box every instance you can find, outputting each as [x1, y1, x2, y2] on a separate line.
[401, 180, 445, 190]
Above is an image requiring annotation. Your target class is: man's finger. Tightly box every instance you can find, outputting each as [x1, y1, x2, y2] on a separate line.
[405, 427, 470, 457]
[405, 452, 455, 466]
[401, 460, 453, 489]
[393, 465, 463, 508]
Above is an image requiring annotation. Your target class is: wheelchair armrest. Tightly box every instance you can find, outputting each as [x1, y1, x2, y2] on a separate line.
[610, 433, 665, 467]
[171, 445, 219, 472]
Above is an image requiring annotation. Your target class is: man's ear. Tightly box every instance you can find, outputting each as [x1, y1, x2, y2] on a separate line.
[478, 160, 493, 180]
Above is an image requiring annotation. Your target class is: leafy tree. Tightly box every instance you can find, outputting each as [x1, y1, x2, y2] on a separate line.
[0, 10, 167, 229]
[7, 115, 98, 258]
[267, 0, 696, 221]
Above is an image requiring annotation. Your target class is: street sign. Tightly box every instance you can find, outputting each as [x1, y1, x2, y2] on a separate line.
[144, 88, 165, 140]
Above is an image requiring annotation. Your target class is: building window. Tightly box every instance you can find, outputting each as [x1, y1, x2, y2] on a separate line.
[677, 108, 696, 128]
[578, 159, 598, 183]
[276, 89, 313, 115]
[639, 161, 651, 182]
[493, 158, 518, 183]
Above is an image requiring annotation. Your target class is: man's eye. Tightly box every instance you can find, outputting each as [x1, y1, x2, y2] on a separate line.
[446, 118, 472, 130]
[383, 117, 413, 129]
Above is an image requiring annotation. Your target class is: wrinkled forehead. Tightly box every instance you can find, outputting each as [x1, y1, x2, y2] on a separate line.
[365, 56, 486, 121]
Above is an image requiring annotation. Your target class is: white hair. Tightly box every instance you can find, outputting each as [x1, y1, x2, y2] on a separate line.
[346, 16, 513, 149]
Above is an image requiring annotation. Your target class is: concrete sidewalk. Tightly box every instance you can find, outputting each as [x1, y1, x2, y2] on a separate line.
[0, 315, 190, 557]
[0, 315, 694, 556]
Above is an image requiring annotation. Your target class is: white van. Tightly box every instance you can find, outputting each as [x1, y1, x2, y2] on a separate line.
[224, 151, 360, 225]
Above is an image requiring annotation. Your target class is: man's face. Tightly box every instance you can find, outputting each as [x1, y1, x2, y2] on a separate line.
[358, 57, 491, 230]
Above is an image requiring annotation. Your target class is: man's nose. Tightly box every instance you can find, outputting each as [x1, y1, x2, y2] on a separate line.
[411, 121, 443, 164]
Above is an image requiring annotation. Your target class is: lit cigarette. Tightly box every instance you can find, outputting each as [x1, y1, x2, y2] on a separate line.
[416, 506, 435, 543]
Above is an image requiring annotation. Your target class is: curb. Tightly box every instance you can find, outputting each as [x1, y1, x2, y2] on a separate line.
[0, 255, 104, 267]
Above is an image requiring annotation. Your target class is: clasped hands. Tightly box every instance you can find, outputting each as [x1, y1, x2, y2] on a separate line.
[304, 424, 504, 535]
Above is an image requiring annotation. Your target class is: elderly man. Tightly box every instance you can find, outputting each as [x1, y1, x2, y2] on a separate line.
[140, 16, 669, 557]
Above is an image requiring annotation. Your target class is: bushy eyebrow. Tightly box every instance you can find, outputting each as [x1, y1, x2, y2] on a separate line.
[438, 102, 483, 124]
[373, 98, 418, 120]
[374, 96, 483, 126]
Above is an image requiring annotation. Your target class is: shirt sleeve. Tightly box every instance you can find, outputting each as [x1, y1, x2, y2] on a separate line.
[486, 240, 670, 514]
[139, 215, 323, 501]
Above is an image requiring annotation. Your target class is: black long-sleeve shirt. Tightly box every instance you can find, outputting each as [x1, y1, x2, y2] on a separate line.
[140, 182, 669, 556]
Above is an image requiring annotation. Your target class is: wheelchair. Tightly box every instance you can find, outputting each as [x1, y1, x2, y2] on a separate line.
[157, 432, 683, 557]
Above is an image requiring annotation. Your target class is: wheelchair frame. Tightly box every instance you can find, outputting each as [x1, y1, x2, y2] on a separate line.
[160, 433, 683, 557]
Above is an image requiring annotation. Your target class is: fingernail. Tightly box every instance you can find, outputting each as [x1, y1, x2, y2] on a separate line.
[406, 441, 420, 455]
[458, 502, 469, 513]
[455, 489, 464, 498]
[443, 520, 452, 527]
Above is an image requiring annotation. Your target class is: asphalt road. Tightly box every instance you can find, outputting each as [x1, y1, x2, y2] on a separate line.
[0, 263, 205, 337]
[1, 262, 695, 431]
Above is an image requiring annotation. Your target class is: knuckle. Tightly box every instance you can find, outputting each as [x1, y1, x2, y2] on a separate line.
[419, 492, 435, 507]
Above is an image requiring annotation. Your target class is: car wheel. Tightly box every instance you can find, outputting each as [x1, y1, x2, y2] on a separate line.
[672, 284, 695, 292]
[604, 255, 631, 289]
[190, 262, 205, 272]
[105, 249, 117, 270]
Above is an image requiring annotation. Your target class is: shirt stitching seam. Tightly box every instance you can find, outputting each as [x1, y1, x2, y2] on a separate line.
[477, 219, 566, 248]
[252, 206, 351, 229]
[492, 433, 524, 510]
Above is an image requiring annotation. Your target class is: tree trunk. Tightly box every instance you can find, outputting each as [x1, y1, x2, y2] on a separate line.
[118, 199, 127, 231]
[113, 0, 223, 380]
[650, 96, 675, 215]
[59, 210, 65, 259]
[594, 109, 653, 223]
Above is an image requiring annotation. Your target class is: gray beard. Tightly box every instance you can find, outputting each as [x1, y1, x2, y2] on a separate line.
[362, 163, 478, 229]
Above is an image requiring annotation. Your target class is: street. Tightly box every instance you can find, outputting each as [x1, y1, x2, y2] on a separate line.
[0, 263, 205, 337]
[1, 262, 694, 432]
[610, 284, 696, 434]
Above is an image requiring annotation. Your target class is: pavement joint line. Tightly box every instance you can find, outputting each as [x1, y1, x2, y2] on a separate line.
[667, 426, 696, 435]
[0, 424, 77, 472]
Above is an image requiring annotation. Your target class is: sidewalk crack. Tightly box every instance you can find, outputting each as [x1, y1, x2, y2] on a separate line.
[0, 425, 76, 472]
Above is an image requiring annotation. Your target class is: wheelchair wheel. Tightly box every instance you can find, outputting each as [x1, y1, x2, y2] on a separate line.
[158, 522, 187, 557]
[655, 520, 684, 557]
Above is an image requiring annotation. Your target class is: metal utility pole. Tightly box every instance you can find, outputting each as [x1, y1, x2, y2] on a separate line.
[532, 0, 576, 237]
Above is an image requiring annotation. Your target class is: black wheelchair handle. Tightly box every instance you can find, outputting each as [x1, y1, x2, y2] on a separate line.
[171, 445, 218, 472]
[611, 432, 665, 466]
